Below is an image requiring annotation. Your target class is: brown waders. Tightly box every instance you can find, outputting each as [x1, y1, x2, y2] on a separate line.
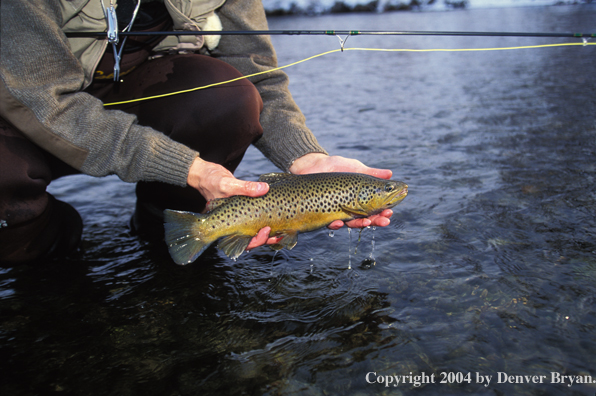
[0, 54, 264, 263]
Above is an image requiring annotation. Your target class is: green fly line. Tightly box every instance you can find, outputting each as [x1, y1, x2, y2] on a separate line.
[103, 41, 595, 107]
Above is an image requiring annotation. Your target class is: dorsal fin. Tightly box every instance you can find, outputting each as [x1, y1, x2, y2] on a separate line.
[206, 197, 232, 212]
[258, 172, 296, 185]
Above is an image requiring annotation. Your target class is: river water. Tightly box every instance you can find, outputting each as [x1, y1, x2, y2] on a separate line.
[1, 5, 596, 396]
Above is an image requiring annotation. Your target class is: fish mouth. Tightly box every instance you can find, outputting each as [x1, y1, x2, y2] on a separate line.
[385, 183, 408, 207]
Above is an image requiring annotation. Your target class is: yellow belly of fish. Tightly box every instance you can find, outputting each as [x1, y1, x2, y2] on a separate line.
[217, 208, 351, 239]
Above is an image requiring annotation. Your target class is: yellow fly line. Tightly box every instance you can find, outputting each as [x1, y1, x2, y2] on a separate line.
[103, 41, 595, 107]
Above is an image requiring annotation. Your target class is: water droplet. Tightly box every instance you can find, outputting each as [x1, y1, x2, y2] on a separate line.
[370, 230, 376, 261]
[348, 228, 352, 269]
[329, 230, 334, 237]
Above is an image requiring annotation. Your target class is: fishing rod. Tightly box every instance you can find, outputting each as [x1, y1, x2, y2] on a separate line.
[79, 27, 592, 106]
[65, 30, 596, 38]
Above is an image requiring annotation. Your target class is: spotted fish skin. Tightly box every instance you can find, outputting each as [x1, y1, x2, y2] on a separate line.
[164, 172, 408, 264]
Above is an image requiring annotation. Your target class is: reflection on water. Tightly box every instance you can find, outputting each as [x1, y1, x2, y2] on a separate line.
[2, 5, 596, 396]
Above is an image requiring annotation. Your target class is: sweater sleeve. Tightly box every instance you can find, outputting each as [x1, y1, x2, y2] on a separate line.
[212, 0, 328, 172]
[0, 0, 197, 186]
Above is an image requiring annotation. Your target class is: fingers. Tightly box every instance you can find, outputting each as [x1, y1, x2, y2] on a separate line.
[365, 209, 393, 227]
[328, 220, 345, 230]
[239, 181, 269, 197]
[289, 153, 393, 180]
[188, 157, 269, 201]
[345, 216, 389, 228]
[220, 178, 269, 198]
[361, 168, 393, 180]
[246, 227, 271, 250]
[345, 218, 373, 228]
[246, 227, 283, 251]
[328, 209, 394, 230]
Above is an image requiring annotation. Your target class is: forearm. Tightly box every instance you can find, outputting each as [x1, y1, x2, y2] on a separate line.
[213, 0, 327, 171]
[0, 0, 196, 186]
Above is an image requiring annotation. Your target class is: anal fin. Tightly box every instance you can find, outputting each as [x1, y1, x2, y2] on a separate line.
[270, 231, 299, 251]
[218, 234, 253, 260]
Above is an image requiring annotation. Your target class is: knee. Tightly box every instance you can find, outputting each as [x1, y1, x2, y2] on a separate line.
[172, 54, 263, 115]
[198, 58, 264, 126]
[136, 54, 264, 142]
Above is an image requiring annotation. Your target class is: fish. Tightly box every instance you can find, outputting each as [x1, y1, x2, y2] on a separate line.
[163, 172, 408, 264]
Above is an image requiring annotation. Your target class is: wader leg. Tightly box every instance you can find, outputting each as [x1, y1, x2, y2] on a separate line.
[0, 118, 82, 263]
[87, 54, 264, 237]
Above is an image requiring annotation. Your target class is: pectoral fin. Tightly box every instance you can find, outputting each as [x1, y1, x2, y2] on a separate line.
[340, 205, 370, 218]
[218, 234, 253, 260]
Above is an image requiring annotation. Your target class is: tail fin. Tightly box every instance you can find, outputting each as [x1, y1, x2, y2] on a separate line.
[163, 209, 213, 265]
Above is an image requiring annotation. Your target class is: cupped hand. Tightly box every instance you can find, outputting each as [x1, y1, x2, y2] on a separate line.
[290, 153, 394, 230]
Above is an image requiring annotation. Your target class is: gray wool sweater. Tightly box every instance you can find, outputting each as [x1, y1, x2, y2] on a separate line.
[0, 0, 327, 187]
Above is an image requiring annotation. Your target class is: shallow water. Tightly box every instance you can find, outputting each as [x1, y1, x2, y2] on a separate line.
[2, 5, 596, 396]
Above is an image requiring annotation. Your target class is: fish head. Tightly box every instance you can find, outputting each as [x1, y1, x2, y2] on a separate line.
[355, 177, 408, 215]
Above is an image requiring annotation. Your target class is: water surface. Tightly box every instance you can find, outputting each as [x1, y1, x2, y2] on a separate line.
[1, 5, 595, 396]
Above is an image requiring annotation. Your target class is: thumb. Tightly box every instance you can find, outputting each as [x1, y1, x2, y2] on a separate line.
[365, 168, 393, 179]
[235, 180, 269, 197]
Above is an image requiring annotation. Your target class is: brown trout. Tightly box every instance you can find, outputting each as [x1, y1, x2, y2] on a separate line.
[164, 172, 408, 264]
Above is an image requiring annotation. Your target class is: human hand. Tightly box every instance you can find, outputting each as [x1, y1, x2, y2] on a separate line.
[289, 153, 394, 229]
[187, 157, 269, 202]
[289, 152, 393, 179]
[187, 157, 281, 250]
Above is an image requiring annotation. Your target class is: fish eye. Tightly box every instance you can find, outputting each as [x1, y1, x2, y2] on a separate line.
[385, 183, 394, 192]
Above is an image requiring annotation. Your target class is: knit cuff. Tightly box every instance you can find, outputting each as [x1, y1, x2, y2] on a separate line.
[141, 136, 198, 187]
[255, 124, 328, 172]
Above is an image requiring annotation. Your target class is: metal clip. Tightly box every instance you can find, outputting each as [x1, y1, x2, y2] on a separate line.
[102, 2, 119, 45]
[336, 34, 349, 52]
[101, 0, 141, 82]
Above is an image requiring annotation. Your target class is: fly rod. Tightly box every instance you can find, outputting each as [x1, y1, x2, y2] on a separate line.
[65, 30, 596, 38]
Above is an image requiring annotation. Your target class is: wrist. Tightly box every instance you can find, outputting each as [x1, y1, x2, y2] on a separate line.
[187, 156, 205, 189]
